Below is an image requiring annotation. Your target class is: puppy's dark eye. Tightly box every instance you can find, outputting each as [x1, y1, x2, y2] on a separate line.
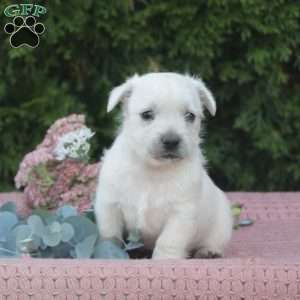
[184, 112, 196, 123]
[140, 110, 154, 121]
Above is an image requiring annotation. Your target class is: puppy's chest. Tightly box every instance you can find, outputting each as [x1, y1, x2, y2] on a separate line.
[119, 182, 173, 235]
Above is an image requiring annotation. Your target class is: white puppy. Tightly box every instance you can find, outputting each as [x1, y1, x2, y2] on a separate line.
[95, 72, 233, 259]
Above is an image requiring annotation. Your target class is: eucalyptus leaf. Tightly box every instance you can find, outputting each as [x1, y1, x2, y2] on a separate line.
[124, 241, 144, 251]
[31, 234, 42, 249]
[65, 216, 98, 243]
[0, 212, 18, 238]
[13, 224, 32, 251]
[0, 202, 16, 213]
[61, 223, 74, 242]
[49, 221, 61, 233]
[0, 200, 141, 259]
[75, 234, 97, 258]
[84, 208, 95, 223]
[42, 233, 61, 247]
[42, 227, 61, 247]
[20, 238, 39, 253]
[50, 242, 73, 258]
[27, 215, 45, 236]
[39, 247, 55, 258]
[56, 205, 77, 219]
[93, 240, 129, 259]
[39, 240, 48, 250]
[0, 228, 18, 257]
[70, 249, 76, 258]
[31, 208, 57, 225]
[0, 247, 18, 257]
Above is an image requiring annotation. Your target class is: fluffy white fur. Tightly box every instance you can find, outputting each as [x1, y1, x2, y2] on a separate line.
[95, 72, 233, 259]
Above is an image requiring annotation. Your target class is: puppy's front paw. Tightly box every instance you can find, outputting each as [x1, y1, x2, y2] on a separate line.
[192, 248, 222, 259]
[152, 246, 186, 259]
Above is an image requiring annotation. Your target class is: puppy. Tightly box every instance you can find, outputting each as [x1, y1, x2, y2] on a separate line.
[95, 72, 233, 259]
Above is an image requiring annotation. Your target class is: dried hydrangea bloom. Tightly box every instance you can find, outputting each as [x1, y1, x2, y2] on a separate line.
[14, 114, 100, 213]
[38, 114, 86, 151]
[53, 127, 95, 160]
[15, 114, 87, 188]
[78, 163, 100, 183]
[14, 149, 53, 189]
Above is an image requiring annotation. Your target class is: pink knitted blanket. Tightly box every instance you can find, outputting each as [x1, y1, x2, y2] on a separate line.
[0, 192, 299, 299]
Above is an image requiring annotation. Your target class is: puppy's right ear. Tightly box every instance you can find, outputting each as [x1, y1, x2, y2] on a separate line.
[187, 75, 216, 116]
[107, 74, 139, 113]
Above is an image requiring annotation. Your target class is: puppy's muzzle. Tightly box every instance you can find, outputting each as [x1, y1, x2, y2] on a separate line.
[159, 132, 182, 159]
[161, 133, 181, 151]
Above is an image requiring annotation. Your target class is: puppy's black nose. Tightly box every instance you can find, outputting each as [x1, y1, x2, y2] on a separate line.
[161, 132, 181, 151]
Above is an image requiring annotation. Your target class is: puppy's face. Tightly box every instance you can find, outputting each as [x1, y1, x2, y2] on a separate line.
[107, 73, 216, 166]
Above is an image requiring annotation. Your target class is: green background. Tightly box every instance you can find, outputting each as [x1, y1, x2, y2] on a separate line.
[0, 0, 299, 191]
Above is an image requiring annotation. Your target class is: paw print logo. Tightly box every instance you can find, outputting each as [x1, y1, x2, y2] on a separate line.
[4, 16, 45, 48]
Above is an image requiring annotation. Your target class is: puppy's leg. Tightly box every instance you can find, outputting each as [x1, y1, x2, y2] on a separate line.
[193, 222, 228, 258]
[152, 216, 196, 259]
[194, 194, 232, 259]
[94, 186, 124, 244]
[193, 244, 223, 259]
[193, 225, 231, 259]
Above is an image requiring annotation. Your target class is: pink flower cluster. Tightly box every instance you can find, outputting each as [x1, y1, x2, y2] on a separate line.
[14, 114, 100, 213]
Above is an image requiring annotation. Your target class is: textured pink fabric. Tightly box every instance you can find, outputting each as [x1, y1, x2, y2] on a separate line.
[0, 192, 299, 299]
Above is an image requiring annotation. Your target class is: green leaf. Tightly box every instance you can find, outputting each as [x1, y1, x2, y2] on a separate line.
[32, 164, 55, 187]
[231, 203, 243, 217]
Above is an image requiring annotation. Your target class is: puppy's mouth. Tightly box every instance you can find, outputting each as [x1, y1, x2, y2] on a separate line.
[159, 152, 182, 160]
[150, 147, 185, 162]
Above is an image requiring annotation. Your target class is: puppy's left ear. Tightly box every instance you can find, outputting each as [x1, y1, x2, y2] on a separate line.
[189, 76, 216, 116]
[107, 74, 139, 113]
